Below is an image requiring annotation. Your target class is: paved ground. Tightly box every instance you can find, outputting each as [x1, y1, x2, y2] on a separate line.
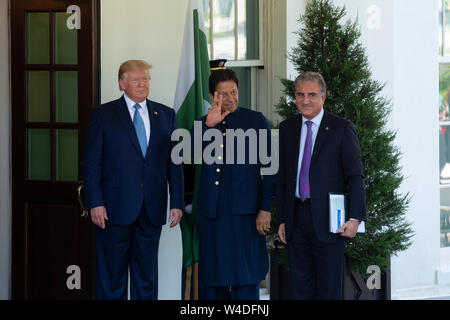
[260, 288, 270, 300]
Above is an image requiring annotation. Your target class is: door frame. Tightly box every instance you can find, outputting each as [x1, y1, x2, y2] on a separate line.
[10, 0, 100, 299]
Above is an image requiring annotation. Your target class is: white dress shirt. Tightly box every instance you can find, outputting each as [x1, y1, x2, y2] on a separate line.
[295, 108, 324, 198]
[123, 93, 151, 145]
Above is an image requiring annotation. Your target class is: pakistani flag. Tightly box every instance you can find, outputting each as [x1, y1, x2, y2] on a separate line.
[173, 0, 211, 300]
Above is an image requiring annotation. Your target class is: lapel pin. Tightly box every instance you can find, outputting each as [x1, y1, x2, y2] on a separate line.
[325, 126, 329, 131]
[154, 111, 158, 116]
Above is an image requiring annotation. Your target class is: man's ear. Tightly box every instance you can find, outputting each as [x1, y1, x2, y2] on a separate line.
[119, 79, 125, 91]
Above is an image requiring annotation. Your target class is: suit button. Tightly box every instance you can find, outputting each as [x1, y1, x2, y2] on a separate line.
[216, 168, 220, 173]
[215, 181, 219, 185]
[220, 144, 224, 148]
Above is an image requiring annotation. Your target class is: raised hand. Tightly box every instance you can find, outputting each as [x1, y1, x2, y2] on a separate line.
[206, 92, 230, 127]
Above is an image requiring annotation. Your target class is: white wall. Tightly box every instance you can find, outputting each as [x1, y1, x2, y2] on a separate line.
[285, 0, 442, 299]
[391, 0, 440, 298]
[286, 0, 307, 80]
[336, 0, 440, 299]
[332, 0, 441, 299]
[0, 0, 11, 300]
[100, 0, 189, 299]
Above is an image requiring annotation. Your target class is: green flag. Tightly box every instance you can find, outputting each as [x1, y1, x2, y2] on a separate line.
[174, 0, 211, 270]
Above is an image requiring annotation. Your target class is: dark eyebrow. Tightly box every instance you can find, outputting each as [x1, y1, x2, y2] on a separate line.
[296, 92, 317, 95]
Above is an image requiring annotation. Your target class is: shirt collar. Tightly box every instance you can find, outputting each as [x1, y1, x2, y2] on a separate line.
[302, 107, 324, 127]
[123, 93, 147, 113]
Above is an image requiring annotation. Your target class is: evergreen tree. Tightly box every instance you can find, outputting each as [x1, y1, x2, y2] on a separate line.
[274, 0, 413, 275]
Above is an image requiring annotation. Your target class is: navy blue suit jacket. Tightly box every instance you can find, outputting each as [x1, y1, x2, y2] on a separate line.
[83, 95, 184, 226]
[277, 110, 366, 243]
[196, 107, 276, 218]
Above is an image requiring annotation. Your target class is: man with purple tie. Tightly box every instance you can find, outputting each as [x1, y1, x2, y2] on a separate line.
[276, 72, 366, 299]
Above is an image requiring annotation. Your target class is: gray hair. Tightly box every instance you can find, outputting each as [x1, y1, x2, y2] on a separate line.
[294, 72, 327, 94]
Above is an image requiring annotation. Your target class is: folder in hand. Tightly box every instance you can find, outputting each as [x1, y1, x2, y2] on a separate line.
[329, 193, 365, 234]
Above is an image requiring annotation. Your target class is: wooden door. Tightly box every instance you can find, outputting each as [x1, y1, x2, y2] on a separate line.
[10, 0, 99, 299]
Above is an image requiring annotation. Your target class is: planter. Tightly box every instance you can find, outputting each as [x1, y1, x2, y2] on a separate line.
[269, 248, 391, 300]
[269, 248, 291, 300]
[342, 256, 391, 300]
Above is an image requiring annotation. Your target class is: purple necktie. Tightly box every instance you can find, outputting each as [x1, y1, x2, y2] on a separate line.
[299, 121, 313, 200]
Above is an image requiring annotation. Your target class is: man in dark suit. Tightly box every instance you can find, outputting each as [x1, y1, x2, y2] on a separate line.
[83, 60, 184, 299]
[277, 72, 366, 300]
[195, 68, 275, 300]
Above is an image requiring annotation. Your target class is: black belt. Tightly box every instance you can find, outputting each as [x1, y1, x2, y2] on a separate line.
[295, 197, 311, 204]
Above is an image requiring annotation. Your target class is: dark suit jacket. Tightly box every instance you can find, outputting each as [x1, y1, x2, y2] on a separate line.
[83, 95, 184, 226]
[277, 109, 366, 243]
[196, 107, 276, 218]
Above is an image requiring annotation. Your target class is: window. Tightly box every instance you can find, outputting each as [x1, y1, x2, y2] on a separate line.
[439, 0, 450, 248]
[203, 0, 262, 64]
[203, 0, 263, 110]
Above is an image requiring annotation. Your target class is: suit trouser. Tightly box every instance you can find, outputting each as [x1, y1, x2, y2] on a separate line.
[287, 199, 345, 300]
[205, 284, 260, 300]
[95, 207, 162, 300]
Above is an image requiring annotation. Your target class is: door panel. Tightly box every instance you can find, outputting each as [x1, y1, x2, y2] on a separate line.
[11, 0, 98, 299]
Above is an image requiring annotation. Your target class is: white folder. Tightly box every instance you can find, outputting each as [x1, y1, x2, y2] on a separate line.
[329, 193, 365, 234]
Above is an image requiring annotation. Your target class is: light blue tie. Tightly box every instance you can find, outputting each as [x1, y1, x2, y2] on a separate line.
[133, 104, 147, 156]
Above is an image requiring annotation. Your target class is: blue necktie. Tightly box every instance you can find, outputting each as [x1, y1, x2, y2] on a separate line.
[133, 104, 147, 156]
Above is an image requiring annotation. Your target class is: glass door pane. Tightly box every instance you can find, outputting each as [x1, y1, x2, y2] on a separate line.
[54, 12, 78, 64]
[237, 0, 246, 60]
[441, 188, 450, 247]
[55, 71, 78, 123]
[440, 0, 444, 55]
[27, 12, 50, 64]
[203, 0, 212, 56]
[28, 71, 51, 122]
[446, 0, 450, 55]
[28, 129, 51, 180]
[213, 0, 235, 60]
[56, 129, 78, 181]
[245, 0, 258, 60]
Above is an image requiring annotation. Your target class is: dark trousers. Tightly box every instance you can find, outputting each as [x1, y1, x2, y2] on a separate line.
[95, 208, 162, 300]
[205, 284, 260, 300]
[287, 199, 345, 300]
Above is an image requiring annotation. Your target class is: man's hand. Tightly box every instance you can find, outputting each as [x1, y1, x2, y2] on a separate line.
[206, 92, 230, 127]
[278, 223, 287, 244]
[256, 210, 271, 235]
[169, 208, 183, 228]
[337, 220, 360, 238]
[90, 206, 108, 229]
